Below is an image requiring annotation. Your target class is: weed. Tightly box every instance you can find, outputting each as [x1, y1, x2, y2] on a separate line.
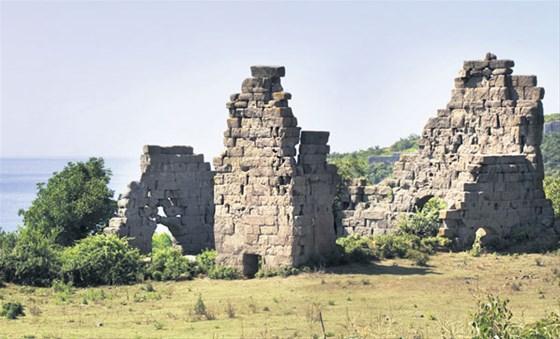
[225, 301, 236, 318]
[1, 302, 24, 319]
[51, 280, 74, 303]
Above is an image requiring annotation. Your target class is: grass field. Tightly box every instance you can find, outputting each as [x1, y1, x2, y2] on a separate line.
[1, 252, 559, 338]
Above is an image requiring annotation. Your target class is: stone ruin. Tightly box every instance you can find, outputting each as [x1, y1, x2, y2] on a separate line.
[337, 53, 558, 250]
[213, 66, 338, 275]
[105, 145, 214, 254]
[107, 56, 558, 270]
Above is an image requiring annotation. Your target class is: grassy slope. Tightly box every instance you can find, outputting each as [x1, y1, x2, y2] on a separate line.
[1, 252, 559, 338]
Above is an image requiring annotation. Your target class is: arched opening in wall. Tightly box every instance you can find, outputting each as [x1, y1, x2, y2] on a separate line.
[150, 206, 179, 253]
[414, 195, 434, 212]
[242, 253, 261, 278]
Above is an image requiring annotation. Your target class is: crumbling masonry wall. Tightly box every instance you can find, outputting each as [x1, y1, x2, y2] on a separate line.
[337, 54, 558, 249]
[213, 66, 338, 274]
[105, 146, 214, 254]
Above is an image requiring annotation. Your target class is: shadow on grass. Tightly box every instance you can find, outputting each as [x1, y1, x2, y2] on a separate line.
[325, 262, 439, 276]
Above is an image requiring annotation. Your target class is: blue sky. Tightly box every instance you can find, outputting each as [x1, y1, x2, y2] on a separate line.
[1, 1, 559, 159]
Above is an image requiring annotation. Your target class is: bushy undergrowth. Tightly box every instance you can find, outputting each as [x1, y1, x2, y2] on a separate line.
[148, 247, 195, 281]
[255, 266, 301, 278]
[208, 265, 240, 280]
[0, 227, 61, 286]
[336, 197, 449, 265]
[196, 249, 217, 274]
[471, 295, 560, 338]
[151, 232, 173, 253]
[60, 234, 143, 286]
[397, 197, 446, 238]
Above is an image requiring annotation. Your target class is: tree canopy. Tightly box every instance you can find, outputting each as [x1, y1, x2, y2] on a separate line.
[19, 158, 116, 246]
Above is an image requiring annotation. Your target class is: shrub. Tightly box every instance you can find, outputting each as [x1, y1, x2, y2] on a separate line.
[398, 197, 446, 237]
[1, 227, 61, 286]
[520, 311, 560, 337]
[336, 234, 373, 263]
[255, 266, 300, 278]
[371, 233, 418, 259]
[148, 247, 195, 281]
[196, 249, 217, 274]
[60, 234, 143, 286]
[151, 232, 173, 253]
[19, 158, 116, 246]
[207, 265, 240, 280]
[471, 295, 514, 339]
[0, 228, 18, 283]
[1, 302, 24, 319]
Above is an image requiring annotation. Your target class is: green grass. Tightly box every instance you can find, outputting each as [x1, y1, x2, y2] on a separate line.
[1, 252, 559, 338]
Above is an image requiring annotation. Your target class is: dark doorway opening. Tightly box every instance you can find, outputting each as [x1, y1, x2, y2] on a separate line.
[414, 195, 434, 212]
[242, 253, 261, 278]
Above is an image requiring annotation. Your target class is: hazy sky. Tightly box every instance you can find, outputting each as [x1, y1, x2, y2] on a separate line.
[1, 1, 559, 160]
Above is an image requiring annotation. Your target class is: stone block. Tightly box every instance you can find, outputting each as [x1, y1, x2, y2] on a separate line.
[250, 65, 286, 78]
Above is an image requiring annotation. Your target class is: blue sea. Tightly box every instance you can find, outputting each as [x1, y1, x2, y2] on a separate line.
[0, 158, 140, 232]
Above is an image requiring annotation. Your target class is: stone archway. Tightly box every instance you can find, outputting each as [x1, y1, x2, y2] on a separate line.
[105, 145, 215, 254]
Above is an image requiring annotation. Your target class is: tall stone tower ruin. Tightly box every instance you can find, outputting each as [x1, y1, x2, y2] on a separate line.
[213, 66, 338, 275]
[338, 54, 557, 250]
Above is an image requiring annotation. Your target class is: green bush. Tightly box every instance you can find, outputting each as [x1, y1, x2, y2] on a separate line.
[207, 265, 240, 280]
[543, 133, 560, 175]
[1, 227, 61, 286]
[196, 249, 217, 274]
[1, 302, 24, 319]
[471, 295, 560, 338]
[471, 295, 514, 339]
[336, 232, 450, 265]
[520, 311, 560, 338]
[544, 174, 560, 216]
[60, 234, 143, 286]
[255, 266, 300, 278]
[0, 228, 18, 283]
[398, 197, 446, 237]
[19, 158, 116, 246]
[336, 234, 373, 263]
[148, 247, 195, 281]
[151, 232, 173, 253]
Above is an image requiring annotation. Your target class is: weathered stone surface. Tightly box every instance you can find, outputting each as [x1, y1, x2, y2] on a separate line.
[250, 66, 286, 78]
[104, 146, 214, 254]
[214, 66, 337, 275]
[336, 54, 557, 250]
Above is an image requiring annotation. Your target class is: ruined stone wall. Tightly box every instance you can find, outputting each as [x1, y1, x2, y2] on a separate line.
[105, 145, 214, 254]
[337, 54, 557, 249]
[213, 66, 337, 274]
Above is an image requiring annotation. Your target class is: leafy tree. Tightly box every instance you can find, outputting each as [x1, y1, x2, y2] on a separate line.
[329, 154, 369, 181]
[60, 234, 143, 286]
[389, 134, 420, 153]
[328, 135, 419, 183]
[544, 174, 560, 216]
[368, 162, 393, 184]
[19, 158, 116, 246]
[544, 113, 560, 123]
[542, 133, 560, 175]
